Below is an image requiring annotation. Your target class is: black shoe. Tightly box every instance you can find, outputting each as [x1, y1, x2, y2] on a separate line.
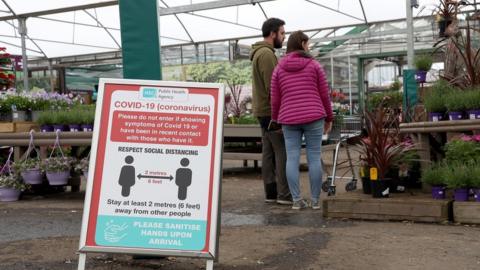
[265, 183, 277, 203]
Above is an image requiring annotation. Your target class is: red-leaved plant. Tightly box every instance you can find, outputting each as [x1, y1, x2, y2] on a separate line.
[357, 107, 414, 180]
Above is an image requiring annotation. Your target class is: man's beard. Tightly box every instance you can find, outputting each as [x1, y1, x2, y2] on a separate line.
[273, 36, 283, 49]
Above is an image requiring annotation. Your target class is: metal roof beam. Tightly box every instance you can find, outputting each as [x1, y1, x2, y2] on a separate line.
[304, 0, 364, 22]
[0, 1, 118, 21]
[159, 0, 275, 16]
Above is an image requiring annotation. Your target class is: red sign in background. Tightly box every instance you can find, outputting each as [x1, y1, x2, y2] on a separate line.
[110, 111, 210, 146]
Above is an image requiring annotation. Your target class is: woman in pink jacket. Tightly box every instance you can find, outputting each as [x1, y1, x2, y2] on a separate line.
[271, 30, 333, 210]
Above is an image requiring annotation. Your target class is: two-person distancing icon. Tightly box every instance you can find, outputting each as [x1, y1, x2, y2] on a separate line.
[118, 156, 192, 200]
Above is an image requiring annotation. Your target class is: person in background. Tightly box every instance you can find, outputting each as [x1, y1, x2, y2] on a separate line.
[270, 30, 333, 210]
[250, 18, 292, 205]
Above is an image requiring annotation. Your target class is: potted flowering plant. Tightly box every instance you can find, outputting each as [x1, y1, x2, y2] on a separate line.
[75, 157, 90, 179]
[445, 91, 466, 120]
[42, 156, 73, 186]
[444, 163, 470, 201]
[465, 89, 480, 119]
[12, 158, 43, 185]
[421, 163, 447, 199]
[357, 107, 413, 198]
[36, 111, 55, 132]
[414, 54, 433, 83]
[471, 164, 480, 202]
[0, 174, 29, 202]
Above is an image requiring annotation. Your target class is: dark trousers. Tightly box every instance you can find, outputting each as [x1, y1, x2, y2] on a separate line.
[258, 117, 291, 200]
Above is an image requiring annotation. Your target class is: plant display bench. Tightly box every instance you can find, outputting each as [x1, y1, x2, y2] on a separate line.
[453, 202, 480, 224]
[323, 190, 451, 223]
[0, 132, 92, 192]
[400, 119, 480, 171]
[0, 121, 38, 133]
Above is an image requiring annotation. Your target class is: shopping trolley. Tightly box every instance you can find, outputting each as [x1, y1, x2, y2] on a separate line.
[321, 115, 364, 196]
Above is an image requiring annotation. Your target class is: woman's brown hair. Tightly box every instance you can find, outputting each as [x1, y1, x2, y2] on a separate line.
[286, 30, 309, 53]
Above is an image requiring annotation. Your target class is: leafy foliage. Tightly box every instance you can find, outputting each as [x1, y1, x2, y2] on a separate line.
[357, 107, 413, 180]
[414, 54, 433, 71]
[187, 61, 252, 118]
[421, 164, 446, 186]
[0, 174, 29, 191]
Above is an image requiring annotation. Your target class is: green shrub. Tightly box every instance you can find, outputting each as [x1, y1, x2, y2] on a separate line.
[464, 89, 480, 110]
[444, 164, 470, 189]
[445, 91, 467, 112]
[36, 111, 54, 125]
[421, 164, 446, 186]
[414, 54, 433, 71]
[470, 165, 480, 188]
[423, 80, 455, 113]
[444, 140, 480, 164]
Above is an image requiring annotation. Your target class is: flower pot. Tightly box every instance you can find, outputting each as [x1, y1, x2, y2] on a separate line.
[12, 110, 27, 122]
[448, 111, 463, 120]
[454, 188, 469, 201]
[0, 187, 21, 202]
[81, 124, 93, 132]
[467, 109, 480, 120]
[474, 189, 480, 202]
[21, 169, 43, 185]
[415, 70, 427, 83]
[52, 124, 66, 132]
[431, 186, 446, 200]
[40, 125, 54, 132]
[389, 178, 406, 193]
[68, 124, 81, 132]
[361, 177, 371, 194]
[428, 112, 444, 122]
[371, 179, 389, 198]
[46, 171, 70, 186]
[31, 110, 43, 122]
[0, 112, 12, 122]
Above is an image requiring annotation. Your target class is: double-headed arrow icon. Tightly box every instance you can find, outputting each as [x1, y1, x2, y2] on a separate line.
[137, 174, 173, 181]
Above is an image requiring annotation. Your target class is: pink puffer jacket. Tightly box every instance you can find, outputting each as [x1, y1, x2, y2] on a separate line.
[271, 51, 333, 125]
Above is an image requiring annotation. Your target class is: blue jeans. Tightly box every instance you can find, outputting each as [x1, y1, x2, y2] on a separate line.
[282, 119, 324, 203]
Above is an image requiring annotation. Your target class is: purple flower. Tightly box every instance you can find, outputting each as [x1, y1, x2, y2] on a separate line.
[473, 134, 480, 142]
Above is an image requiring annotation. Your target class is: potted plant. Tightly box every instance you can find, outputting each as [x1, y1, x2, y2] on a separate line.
[414, 54, 433, 83]
[423, 80, 453, 121]
[29, 96, 51, 122]
[12, 158, 43, 185]
[465, 89, 480, 119]
[67, 108, 82, 132]
[5, 95, 31, 122]
[471, 164, 480, 202]
[444, 137, 480, 164]
[81, 108, 95, 132]
[444, 163, 470, 201]
[37, 111, 55, 132]
[359, 160, 371, 194]
[75, 157, 90, 179]
[421, 164, 447, 199]
[0, 174, 28, 202]
[445, 91, 466, 120]
[52, 111, 69, 132]
[357, 107, 412, 198]
[42, 156, 73, 186]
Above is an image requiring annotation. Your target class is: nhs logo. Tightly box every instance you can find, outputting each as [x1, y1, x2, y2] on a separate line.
[140, 87, 157, 99]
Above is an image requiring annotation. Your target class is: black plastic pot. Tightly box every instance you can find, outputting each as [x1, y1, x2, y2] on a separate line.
[361, 177, 371, 194]
[371, 179, 390, 198]
[389, 178, 406, 193]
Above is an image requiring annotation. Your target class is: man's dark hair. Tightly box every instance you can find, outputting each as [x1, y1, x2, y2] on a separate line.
[262, 18, 285, 37]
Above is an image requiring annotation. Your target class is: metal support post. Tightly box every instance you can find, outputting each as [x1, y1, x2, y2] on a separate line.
[348, 54, 352, 115]
[406, 0, 415, 69]
[18, 18, 29, 91]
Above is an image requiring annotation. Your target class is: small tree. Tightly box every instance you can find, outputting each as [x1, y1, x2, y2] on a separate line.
[186, 61, 252, 118]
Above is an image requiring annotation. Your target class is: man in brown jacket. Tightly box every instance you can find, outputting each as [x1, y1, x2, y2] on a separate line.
[250, 18, 291, 205]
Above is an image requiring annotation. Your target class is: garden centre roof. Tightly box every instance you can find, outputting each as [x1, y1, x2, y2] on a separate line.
[0, 0, 477, 61]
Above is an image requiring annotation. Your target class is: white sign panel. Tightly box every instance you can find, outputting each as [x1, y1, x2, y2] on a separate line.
[79, 79, 224, 258]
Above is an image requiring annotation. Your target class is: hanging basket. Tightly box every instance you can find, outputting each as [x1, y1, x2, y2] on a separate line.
[46, 171, 70, 186]
[21, 169, 43, 185]
[0, 187, 21, 202]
